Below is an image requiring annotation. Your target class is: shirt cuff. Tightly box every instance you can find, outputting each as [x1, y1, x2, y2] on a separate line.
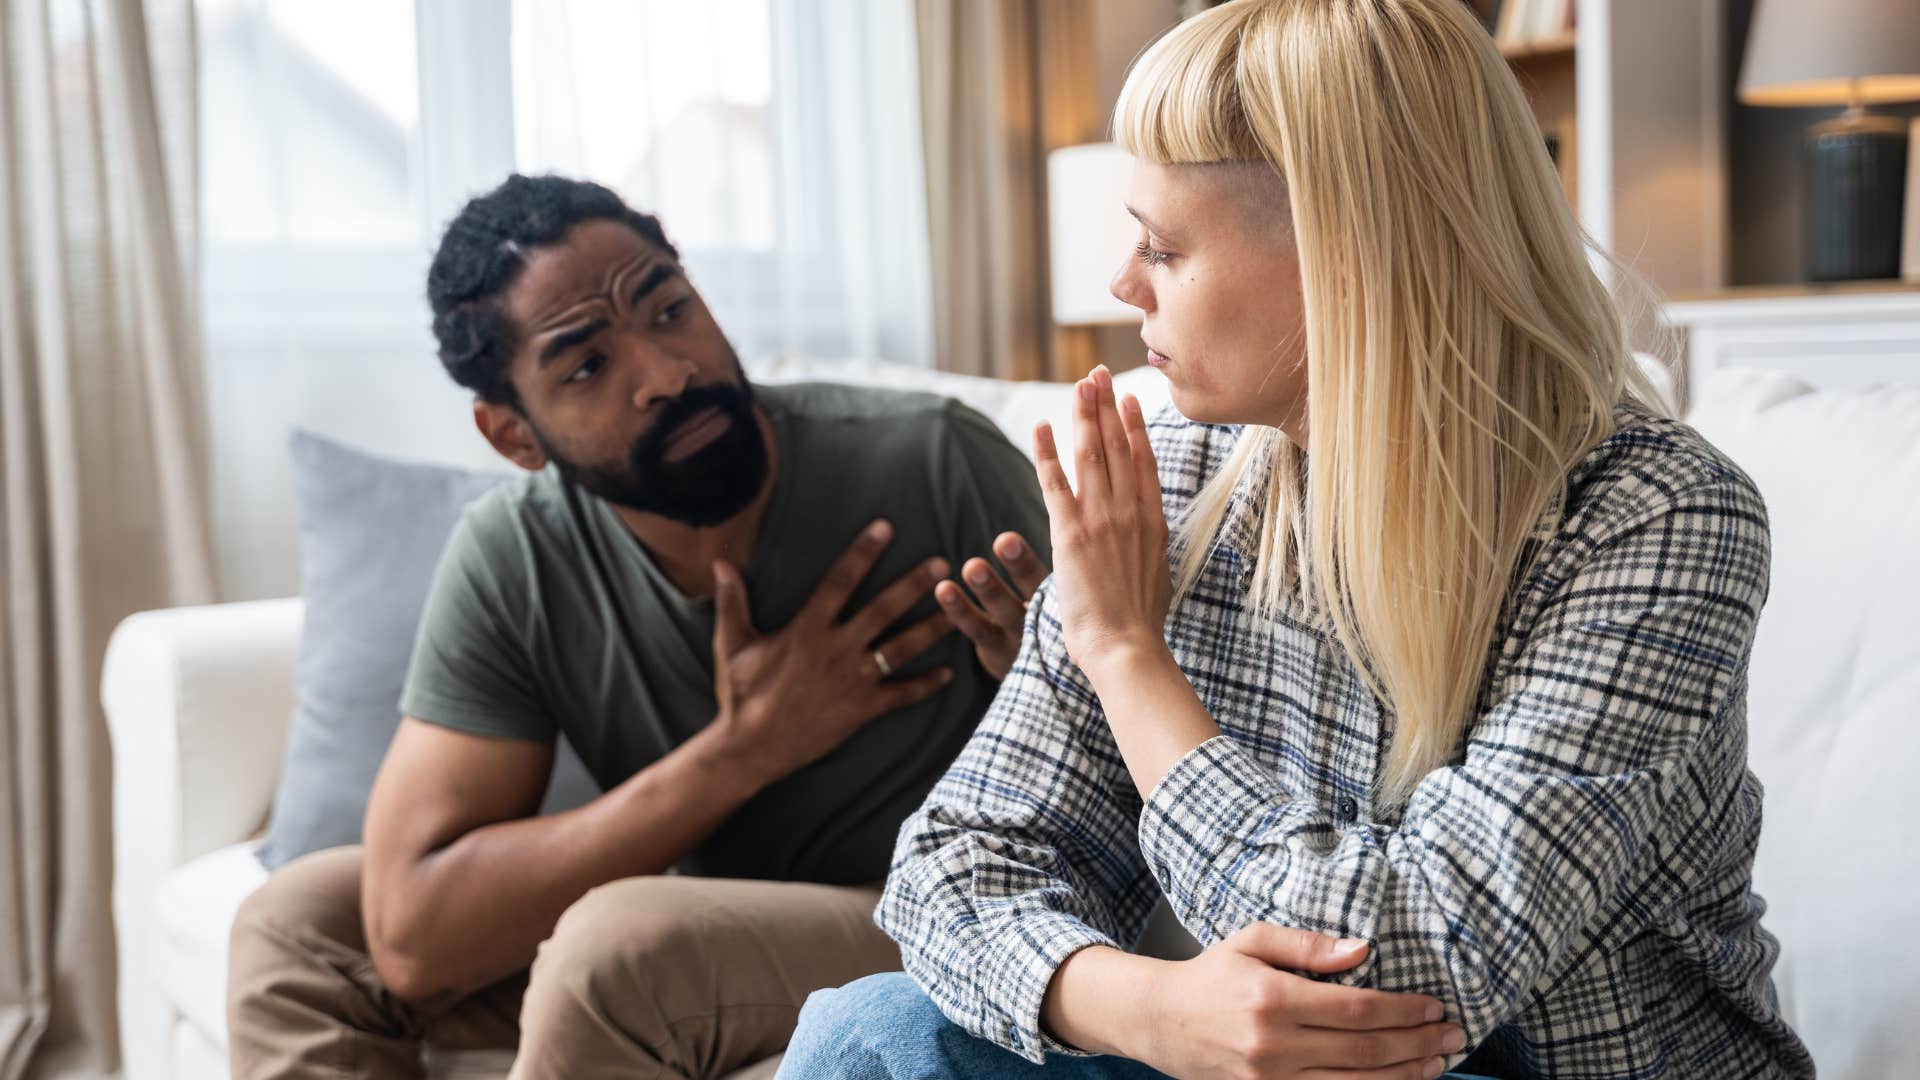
[1136, 734, 1295, 930]
[985, 910, 1118, 1063]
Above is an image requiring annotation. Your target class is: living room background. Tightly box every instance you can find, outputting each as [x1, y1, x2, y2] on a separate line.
[196, 0, 970, 600]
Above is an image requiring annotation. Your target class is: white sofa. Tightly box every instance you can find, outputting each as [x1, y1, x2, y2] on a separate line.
[103, 360, 1919, 1079]
[100, 361, 1179, 1080]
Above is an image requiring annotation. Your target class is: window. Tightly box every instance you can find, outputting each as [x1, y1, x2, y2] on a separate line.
[199, 0, 427, 343]
[512, 0, 775, 252]
[197, 0, 933, 599]
[198, 0, 929, 363]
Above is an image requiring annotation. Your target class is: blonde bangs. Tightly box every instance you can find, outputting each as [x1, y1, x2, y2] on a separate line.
[1112, 2, 1268, 165]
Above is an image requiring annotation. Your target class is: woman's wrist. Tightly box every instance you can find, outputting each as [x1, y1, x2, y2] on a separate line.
[1040, 945, 1172, 1060]
[1077, 631, 1177, 689]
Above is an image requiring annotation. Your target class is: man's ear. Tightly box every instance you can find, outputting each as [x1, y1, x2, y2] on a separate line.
[473, 400, 549, 472]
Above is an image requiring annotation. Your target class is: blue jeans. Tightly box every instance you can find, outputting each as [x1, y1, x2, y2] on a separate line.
[776, 971, 1501, 1079]
[776, 972, 1169, 1078]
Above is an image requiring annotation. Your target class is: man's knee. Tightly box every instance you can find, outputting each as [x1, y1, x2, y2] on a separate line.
[228, 845, 403, 1069]
[523, 875, 714, 1013]
[230, 845, 370, 977]
[778, 972, 947, 1077]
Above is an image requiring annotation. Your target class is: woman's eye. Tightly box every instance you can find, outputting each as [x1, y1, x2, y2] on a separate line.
[566, 353, 606, 384]
[654, 298, 689, 326]
[1134, 240, 1172, 268]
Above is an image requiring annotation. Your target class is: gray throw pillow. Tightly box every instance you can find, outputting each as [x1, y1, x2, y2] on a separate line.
[257, 431, 601, 870]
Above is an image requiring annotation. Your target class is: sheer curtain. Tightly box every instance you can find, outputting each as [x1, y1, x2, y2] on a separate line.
[914, 0, 1101, 380]
[0, 0, 217, 1075]
[509, 0, 934, 369]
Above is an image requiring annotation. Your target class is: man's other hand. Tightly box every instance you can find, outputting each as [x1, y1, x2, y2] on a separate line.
[934, 531, 1049, 681]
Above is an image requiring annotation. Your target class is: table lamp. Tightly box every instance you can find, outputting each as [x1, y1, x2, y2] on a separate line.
[1046, 143, 1142, 326]
[1740, 0, 1920, 281]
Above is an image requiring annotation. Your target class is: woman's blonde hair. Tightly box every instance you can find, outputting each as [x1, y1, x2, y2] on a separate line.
[1116, 0, 1669, 806]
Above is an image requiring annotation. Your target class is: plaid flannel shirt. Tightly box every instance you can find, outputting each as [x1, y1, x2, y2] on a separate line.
[876, 401, 1815, 1078]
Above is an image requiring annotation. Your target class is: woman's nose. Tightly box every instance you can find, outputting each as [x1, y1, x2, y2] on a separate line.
[1110, 260, 1151, 313]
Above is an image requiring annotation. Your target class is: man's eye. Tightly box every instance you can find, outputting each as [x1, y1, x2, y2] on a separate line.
[566, 353, 606, 383]
[654, 298, 689, 326]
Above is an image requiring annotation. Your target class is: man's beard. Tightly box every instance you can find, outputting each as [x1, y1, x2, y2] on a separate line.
[540, 380, 769, 527]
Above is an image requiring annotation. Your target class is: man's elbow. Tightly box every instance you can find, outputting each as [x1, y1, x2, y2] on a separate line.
[368, 927, 455, 1006]
[364, 887, 459, 1006]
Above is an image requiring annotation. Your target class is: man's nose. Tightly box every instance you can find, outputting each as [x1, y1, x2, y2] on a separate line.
[616, 335, 695, 411]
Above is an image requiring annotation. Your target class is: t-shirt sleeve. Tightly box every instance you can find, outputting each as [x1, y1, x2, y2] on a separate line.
[399, 507, 554, 742]
[932, 400, 1054, 579]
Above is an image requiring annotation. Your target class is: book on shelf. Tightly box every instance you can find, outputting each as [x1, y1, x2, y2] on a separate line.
[1494, 0, 1526, 45]
[1491, 0, 1577, 49]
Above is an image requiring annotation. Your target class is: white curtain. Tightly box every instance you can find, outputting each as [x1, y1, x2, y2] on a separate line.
[0, 0, 217, 1075]
[511, 0, 935, 368]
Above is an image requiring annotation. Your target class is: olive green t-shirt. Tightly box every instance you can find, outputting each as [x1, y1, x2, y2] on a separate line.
[398, 381, 1050, 884]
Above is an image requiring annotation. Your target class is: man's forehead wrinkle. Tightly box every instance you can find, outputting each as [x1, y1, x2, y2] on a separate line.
[529, 252, 657, 330]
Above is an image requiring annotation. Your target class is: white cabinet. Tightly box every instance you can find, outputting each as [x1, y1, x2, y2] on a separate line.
[1663, 285, 1920, 398]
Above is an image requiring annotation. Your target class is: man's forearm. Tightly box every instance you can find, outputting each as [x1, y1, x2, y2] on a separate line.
[372, 722, 768, 1001]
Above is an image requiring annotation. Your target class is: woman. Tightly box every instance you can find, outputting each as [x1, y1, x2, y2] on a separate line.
[780, 0, 1814, 1077]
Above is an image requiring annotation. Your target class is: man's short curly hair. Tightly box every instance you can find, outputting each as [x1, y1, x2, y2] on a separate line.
[426, 174, 679, 406]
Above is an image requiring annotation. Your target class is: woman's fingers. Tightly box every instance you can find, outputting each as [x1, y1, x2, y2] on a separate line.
[1120, 393, 1163, 515]
[1072, 374, 1113, 506]
[1092, 367, 1135, 504]
[1040, 370, 1154, 536]
[1289, 1016, 1461, 1072]
[1032, 421, 1077, 523]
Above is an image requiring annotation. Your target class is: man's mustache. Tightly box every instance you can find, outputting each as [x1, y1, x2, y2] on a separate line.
[632, 383, 755, 466]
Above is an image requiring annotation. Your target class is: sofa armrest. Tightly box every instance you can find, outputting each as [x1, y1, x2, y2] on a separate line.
[103, 597, 305, 868]
[102, 597, 304, 1080]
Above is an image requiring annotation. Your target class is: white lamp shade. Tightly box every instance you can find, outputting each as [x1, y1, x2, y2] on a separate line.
[1047, 143, 1142, 326]
[1739, 0, 1920, 106]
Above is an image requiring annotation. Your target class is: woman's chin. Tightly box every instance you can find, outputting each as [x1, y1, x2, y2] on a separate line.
[1166, 386, 1237, 427]
[1166, 384, 1299, 432]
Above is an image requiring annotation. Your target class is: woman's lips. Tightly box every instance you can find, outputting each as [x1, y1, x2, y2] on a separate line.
[1145, 347, 1170, 368]
[662, 407, 730, 461]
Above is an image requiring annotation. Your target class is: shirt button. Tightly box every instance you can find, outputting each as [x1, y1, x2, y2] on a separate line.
[1336, 796, 1359, 821]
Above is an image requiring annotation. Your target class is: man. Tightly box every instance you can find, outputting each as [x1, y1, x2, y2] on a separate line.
[226, 174, 1054, 1078]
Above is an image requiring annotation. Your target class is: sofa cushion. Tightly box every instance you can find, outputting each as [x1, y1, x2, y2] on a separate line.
[172, 1013, 236, 1080]
[1685, 367, 1920, 1080]
[257, 432, 601, 870]
[154, 841, 268, 1046]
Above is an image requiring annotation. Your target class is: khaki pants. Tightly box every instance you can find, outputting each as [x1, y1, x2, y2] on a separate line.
[227, 846, 900, 1079]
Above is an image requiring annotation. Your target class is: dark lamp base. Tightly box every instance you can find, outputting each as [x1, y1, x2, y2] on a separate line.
[1804, 108, 1910, 283]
